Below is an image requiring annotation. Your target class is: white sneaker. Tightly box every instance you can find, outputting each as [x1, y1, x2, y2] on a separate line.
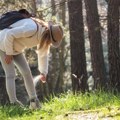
[29, 98, 41, 110]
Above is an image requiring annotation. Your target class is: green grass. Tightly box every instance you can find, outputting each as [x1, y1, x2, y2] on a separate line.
[1, 91, 120, 120]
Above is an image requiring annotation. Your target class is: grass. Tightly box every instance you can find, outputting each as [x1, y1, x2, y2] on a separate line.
[0, 91, 120, 120]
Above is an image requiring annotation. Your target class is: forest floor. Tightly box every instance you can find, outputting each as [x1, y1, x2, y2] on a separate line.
[1, 91, 120, 120]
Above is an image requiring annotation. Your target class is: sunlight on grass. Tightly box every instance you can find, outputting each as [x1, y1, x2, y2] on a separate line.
[0, 91, 120, 120]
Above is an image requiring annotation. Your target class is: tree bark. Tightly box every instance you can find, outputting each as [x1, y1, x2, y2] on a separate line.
[68, 0, 88, 92]
[54, 0, 66, 93]
[47, 0, 57, 94]
[51, 0, 56, 16]
[108, 0, 120, 91]
[29, 0, 37, 14]
[84, 0, 106, 89]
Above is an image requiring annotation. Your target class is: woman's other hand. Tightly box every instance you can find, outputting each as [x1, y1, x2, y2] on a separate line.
[5, 55, 13, 64]
[39, 73, 46, 83]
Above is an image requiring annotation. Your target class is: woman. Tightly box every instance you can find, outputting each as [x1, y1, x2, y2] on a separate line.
[0, 17, 63, 109]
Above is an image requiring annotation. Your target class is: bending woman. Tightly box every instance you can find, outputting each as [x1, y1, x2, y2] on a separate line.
[0, 17, 63, 109]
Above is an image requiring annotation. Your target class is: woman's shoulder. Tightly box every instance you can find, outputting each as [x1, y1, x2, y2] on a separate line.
[10, 18, 35, 27]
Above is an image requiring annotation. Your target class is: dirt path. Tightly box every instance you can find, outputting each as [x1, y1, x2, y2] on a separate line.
[64, 112, 113, 120]
[56, 108, 120, 120]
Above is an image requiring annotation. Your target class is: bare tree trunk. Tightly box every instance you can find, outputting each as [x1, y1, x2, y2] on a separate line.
[47, 0, 58, 94]
[59, 0, 66, 25]
[54, 0, 66, 93]
[68, 0, 88, 92]
[108, 0, 120, 91]
[84, 0, 106, 89]
[51, 0, 56, 16]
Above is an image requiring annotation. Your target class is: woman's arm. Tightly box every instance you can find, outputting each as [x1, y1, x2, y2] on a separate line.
[37, 50, 49, 76]
[37, 46, 50, 82]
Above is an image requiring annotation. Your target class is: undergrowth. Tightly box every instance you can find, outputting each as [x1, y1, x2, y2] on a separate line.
[0, 90, 120, 120]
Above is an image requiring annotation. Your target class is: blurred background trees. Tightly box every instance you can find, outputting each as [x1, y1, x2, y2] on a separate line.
[0, 0, 120, 104]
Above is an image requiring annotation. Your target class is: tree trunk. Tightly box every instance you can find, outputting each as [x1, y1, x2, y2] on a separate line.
[47, 0, 58, 94]
[68, 0, 88, 92]
[59, 0, 66, 25]
[29, 0, 37, 14]
[51, 0, 56, 16]
[108, 0, 120, 91]
[84, 0, 106, 89]
[54, 0, 66, 93]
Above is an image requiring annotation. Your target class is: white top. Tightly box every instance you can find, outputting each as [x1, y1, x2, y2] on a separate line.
[0, 18, 50, 75]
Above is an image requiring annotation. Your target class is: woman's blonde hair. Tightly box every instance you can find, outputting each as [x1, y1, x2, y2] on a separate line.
[32, 17, 51, 49]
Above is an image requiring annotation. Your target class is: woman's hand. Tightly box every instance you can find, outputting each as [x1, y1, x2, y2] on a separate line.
[5, 55, 13, 64]
[39, 73, 46, 83]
